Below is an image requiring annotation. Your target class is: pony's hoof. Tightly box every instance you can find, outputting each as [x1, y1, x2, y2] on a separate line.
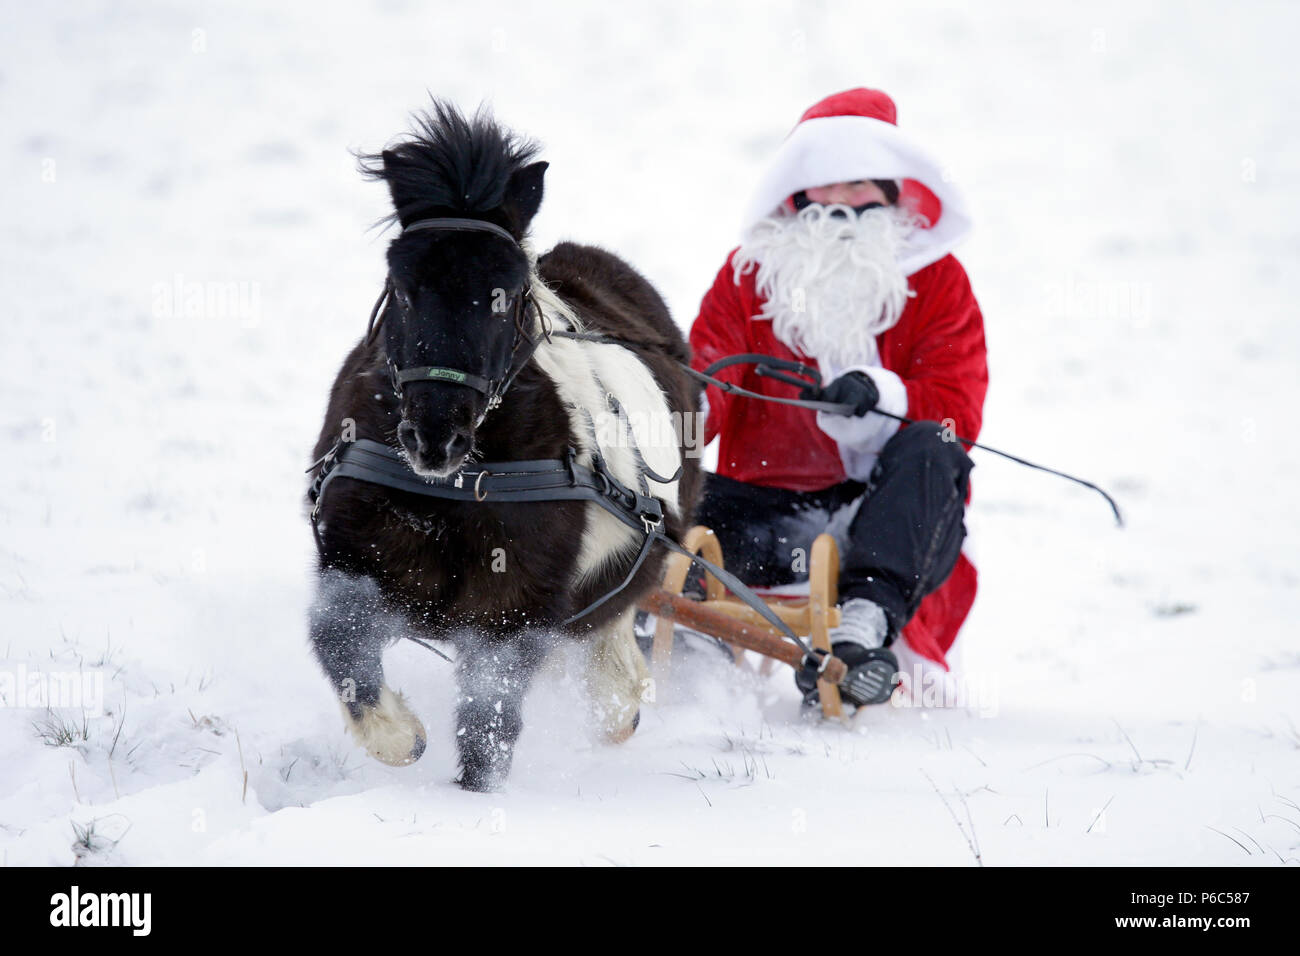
[456, 765, 505, 793]
[341, 685, 427, 767]
[602, 707, 640, 745]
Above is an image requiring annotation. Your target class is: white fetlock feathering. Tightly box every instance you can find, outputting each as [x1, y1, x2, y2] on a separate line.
[584, 606, 649, 744]
[340, 684, 427, 767]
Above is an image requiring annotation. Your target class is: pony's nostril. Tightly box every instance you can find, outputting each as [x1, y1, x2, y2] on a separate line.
[399, 421, 467, 471]
[445, 432, 470, 458]
[397, 421, 428, 457]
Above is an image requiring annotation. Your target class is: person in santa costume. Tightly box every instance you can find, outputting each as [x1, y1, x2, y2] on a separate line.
[689, 87, 987, 708]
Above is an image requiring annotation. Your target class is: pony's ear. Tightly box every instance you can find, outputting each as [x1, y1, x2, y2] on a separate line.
[378, 148, 416, 225]
[503, 161, 548, 232]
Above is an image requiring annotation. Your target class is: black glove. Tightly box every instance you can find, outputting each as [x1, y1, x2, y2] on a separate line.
[795, 641, 899, 708]
[800, 370, 879, 417]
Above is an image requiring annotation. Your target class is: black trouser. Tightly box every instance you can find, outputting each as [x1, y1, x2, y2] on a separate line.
[694, 421, 974, 642]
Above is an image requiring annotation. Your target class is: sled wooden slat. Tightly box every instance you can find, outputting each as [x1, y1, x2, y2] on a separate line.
[642, 526, 848, 720]
[809, 532, 844, 718]
[642, 590, 848, 685]
[699, 599, 841, 631]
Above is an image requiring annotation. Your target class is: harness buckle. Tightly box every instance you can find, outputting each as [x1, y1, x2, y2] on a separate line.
[634, 491, 664, 536]
[307, 439, 342, 512]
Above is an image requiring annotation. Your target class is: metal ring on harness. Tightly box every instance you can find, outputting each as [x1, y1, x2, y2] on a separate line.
[474, 469, 490, 502]
[801, 647, 832, 674]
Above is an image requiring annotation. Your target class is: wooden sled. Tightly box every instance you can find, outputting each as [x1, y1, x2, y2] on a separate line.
[639, 525, 846, 719]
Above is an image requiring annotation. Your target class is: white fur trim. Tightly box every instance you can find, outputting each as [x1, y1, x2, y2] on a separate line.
[814, 364, 907, 481]
[741, 115, 971, 276]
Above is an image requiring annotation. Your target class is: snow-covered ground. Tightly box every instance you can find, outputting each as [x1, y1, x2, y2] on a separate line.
[3, 0, 1298, 865]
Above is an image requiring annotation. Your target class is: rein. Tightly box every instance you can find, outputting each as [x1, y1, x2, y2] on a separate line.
[694, 357, 1126, 527]
[551, 331, 1124, 528]
[315, 213, 1117, 684]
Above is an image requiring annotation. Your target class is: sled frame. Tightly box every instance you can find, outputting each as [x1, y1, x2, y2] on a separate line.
[646, 525, 844, 719]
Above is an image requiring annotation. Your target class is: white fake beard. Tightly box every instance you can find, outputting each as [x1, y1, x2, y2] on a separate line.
[733, 203, 918, 368]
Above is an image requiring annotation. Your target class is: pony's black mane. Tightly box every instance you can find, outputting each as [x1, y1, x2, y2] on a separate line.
[359, 99, 541, 227]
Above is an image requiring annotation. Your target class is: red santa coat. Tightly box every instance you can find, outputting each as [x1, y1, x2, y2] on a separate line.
[689, 249, 988, 668]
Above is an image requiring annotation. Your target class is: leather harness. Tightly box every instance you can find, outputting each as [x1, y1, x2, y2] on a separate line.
[308, 215, 830, 673]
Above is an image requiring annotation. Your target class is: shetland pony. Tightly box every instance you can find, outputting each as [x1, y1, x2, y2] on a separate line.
[307, 101, 700, 790]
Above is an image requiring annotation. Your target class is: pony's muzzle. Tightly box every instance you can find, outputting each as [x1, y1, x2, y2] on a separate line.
[397, 418, 472, 477]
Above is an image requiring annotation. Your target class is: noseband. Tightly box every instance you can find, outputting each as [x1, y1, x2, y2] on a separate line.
[365, 217, 547, 414]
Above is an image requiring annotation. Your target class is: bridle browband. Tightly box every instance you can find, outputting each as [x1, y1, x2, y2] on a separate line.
[401, 216, 519, 243]
[365, 216, 549, 416]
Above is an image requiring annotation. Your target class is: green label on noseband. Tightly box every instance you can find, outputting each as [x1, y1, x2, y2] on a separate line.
[426, 368, 467, 383]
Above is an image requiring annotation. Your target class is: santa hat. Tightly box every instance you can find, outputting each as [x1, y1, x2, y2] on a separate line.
[741, 88, 972, 277]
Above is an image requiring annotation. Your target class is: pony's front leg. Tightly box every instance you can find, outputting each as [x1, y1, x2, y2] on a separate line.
[309, 568, 427, 767]
[454, 631, 547, 792]
[585, 606, 651, 743]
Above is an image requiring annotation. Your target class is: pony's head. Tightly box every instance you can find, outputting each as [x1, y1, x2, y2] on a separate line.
[361, 101, 547, 477]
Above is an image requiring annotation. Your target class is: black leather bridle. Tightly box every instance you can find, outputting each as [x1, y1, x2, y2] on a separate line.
[365, 217, 547, 415]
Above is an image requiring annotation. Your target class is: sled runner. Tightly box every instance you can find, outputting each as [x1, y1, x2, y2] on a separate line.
[640, 525, 849, 718]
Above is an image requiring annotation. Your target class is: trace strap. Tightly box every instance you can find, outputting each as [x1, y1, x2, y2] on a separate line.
[307, 439, 824, 666]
